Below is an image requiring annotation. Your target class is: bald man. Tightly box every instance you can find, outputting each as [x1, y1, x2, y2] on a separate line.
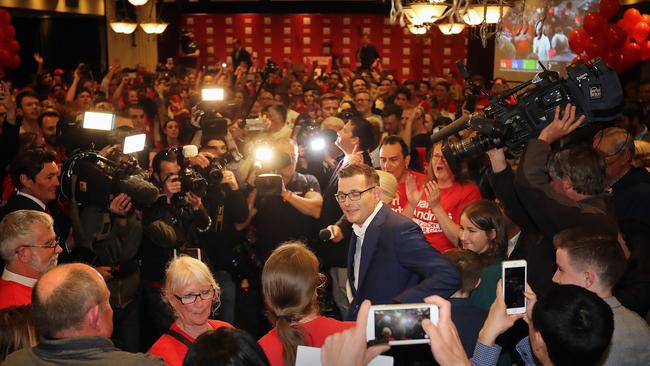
[4, 263, 163, 365]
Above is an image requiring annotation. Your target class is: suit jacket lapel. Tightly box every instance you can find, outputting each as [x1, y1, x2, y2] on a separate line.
[347, 234, 359, 300]
[356, 205, 388, 290]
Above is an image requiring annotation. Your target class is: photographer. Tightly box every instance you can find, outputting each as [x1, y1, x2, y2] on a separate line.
[140, 148, 210, 348]
[195, 147, 249, 324]
[240, 137, 322, 263]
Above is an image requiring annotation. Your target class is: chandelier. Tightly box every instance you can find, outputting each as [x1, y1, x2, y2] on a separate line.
[391, 0, 513, 43]
[110, 0, 167, 35]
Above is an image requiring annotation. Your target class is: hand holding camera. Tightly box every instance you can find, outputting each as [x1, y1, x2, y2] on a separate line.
[164, 174, 182, 200]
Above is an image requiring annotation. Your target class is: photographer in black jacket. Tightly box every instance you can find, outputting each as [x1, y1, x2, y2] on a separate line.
[140, 148, 211, 349]
[195, 147, 249, 324]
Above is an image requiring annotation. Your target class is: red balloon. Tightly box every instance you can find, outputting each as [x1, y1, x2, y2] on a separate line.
[600, 0, 620, 20]
[569, 29, 590, 54]
[6, 39, 18, 54]
[618, 18, 634, 33]
[3, 25, 15, 40]
[583, 12, 608, 36]
[624, 8, 643, 23]
[631, 21, 650, 42]
[621, 41, 641, 65]
[586, 37, 607, 59]
[8, 54, 19, 69]
[640, 40, 650, 61]
[604, 50, 623, 68]
[0, 48, 10, 68]
[0, 10, 10, 26]
[605, 24, 627, 49]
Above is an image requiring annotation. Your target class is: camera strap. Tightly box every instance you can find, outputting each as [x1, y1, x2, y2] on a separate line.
[214, 203, 224, 232]
[166, 329, 193, 350]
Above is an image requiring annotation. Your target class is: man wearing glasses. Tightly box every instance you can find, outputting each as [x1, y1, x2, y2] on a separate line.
[0, 210, 61, 309]
[336, 163, 460, 319]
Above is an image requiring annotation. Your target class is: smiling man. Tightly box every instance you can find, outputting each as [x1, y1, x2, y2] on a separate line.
[0, 210, 61, 309]
[336, 163, 460, 319]
[1, 149, 59, 219]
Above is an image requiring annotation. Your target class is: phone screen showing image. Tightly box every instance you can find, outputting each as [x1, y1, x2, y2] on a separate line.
[504, 266, 526, 309]
[374, 307, 429, 342]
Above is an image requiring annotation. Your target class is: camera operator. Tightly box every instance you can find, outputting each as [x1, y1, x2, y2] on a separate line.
[140, 148, 210, 348]
[69, 187, 143, 353]
[194, 147, 249, 324]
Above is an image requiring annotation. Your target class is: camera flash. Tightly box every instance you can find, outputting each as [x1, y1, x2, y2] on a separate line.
[82, 111, 115, 131]
[310, 138, 325, 151]
[255, 147, 273, 162]
[123, 134, 146, 154]
[201, 87, 224, 102]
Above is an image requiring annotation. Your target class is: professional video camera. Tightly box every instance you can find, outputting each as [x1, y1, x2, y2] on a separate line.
[431, 58, 624, 169]
[295, 115, 328, 155]
[60, 151, 159, 210]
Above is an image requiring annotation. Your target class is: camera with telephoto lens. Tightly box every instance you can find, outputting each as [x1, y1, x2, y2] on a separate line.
[432, 58, 624, 171]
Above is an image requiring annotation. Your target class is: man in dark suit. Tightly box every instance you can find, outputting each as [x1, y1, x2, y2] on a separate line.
[336, 163, 460, 318]
[230, 39, 252, 70]
[1, 149, 59, 219]
[318, 115, 375, 318]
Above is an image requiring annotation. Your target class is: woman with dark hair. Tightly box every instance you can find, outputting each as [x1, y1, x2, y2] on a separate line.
[457, 200, 508, 310]
[401, 142, 482, 253]
[183, 328, 269, 366]
[258, 241, 353, 366]
[0, 305, 37, 363]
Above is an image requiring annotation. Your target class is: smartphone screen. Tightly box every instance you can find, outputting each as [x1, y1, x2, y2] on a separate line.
[504, 266, 526, 310]
[374, 307, 429, 342]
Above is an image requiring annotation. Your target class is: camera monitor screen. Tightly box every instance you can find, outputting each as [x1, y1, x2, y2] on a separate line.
[374, 307, 430, 342]
[494, 0, 600, 82]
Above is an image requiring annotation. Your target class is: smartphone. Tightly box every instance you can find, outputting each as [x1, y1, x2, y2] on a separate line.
[221, 62, 228, 68]
[502, 260, 527, 314]
[366, 303, 438, 346]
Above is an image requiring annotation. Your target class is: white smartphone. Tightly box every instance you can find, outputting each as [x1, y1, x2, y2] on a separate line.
[174, 247, 202, 262]
[502, 260, 527, 315]
[366, 303, 438, 346]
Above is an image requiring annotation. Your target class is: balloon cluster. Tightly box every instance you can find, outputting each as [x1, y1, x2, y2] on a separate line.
[0, 9, 19, 70]
[568, 0, 650, 73]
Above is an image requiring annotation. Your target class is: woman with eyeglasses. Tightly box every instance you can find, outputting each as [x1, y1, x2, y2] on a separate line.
[258, 241, 353, 366]
[148, 256, 233, 366]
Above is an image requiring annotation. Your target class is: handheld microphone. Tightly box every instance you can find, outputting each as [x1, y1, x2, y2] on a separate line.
[319, 227, 334, 241]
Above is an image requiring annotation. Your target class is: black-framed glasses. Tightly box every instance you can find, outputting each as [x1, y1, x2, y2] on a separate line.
[22, 237, 60, 250]
[174, 288, 216, 305]
[335, 186, 376, 203]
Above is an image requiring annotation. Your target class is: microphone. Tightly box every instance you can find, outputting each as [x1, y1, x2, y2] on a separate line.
[319, 227, 334, 241]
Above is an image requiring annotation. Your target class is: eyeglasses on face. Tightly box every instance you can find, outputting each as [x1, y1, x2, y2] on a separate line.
[335, 186, 376, 203]
[22, 237, 60, 250]
[174, 288, 216, 305]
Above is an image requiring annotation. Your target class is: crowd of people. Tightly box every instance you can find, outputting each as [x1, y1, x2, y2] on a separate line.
[0, 34, 650, 366]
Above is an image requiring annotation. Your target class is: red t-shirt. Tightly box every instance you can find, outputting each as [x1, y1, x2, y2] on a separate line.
[258, 316, 354, 366]
[148, 319, 234, 366]
[391, 178, 481, 253]
[0, 279, 33, 310]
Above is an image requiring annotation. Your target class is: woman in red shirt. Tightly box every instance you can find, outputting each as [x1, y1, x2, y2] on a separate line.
[258, 242, 354, 366]
[148, 256, 234, 366]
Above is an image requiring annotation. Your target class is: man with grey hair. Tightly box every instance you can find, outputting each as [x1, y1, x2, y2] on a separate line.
[0, 209, 61, 309]
[4, 263, 163, 365]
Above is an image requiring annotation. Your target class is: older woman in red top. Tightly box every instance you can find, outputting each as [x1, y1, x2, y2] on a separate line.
[148, 256, 233, 366]
[258, 241, 354, 366]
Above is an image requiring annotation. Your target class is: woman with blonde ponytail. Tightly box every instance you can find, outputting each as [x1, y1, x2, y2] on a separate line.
[258, 241, 354, 366]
